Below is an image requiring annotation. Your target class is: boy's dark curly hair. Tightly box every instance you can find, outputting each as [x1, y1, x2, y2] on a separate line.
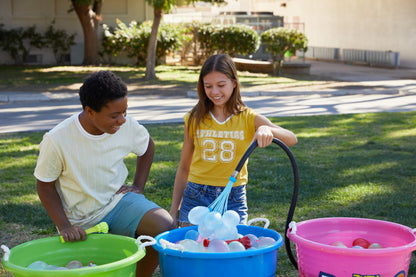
[79, 71, 127, 112]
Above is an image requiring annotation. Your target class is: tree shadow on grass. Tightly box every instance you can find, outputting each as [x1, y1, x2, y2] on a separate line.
[248, 112, 416, 226]
[0, 202, 52, 231]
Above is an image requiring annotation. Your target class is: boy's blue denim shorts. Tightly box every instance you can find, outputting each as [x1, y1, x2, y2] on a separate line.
[179, 182, 248, 225]
[100, 192, 160, 238]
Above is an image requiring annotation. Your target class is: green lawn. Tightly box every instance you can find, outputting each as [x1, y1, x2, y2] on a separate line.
[1, 111, 416, 276]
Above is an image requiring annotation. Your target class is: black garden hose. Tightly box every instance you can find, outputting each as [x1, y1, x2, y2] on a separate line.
[271, 138, 299, 270]
[235, 138, 299, 269]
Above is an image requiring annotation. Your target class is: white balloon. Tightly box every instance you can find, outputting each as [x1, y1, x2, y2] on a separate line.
[214, 224, 238, 240]
[188, 206, 210, 225]
[203, 211, 222, 229]
[207, 239, 229, 253]
[27, 261, 48, 270]
[222, 210, 240, 227]
[198, 224, 214, 238]
[228, 241, 246, 252]
[178, 239, 200, 252]
[258, 236, 276, 247]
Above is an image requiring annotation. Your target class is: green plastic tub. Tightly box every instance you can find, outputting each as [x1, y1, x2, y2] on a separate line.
[1, 234, 151, 277]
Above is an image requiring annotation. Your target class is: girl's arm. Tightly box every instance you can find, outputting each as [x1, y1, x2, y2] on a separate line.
[169, 125, 194, 223]
[254, 114, 298, 147]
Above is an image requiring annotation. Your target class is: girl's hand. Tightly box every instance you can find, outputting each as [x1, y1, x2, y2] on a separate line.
[253, 125, 274, 148]
[169, 210, 180, 228]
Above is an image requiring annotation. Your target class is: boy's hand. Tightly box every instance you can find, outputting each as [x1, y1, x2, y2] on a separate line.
[59, 225, 86, 242]
[116, 184, 143, 194]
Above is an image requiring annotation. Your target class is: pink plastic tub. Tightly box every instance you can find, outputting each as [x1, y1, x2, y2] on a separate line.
[287, 217, 416, 277]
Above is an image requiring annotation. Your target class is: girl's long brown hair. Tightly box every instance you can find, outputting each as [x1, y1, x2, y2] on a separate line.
[188, 54, 246, 135]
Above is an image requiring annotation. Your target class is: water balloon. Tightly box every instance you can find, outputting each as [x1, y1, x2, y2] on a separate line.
[203, 211, 222, 229]
[188, 206, 210, 225]
[198, 224, 214, 238]
[27, 261, 48, 270]
[47, 264, 60, 270]
[258, 236, 275, 247]
[368, 242, 383, 249]
[228, 241, 246, 252]
[207, 239, 229, 253]
[222, 210, 240, 227]
[178, 239, 201, 252]
[65, 260, 83, 269]
[245, 234, 259, 248]
[184, 229, 199, 241]
[331, 241, 347, 248]
[352, 238, 370, 249]
[214, 224, 238, 240]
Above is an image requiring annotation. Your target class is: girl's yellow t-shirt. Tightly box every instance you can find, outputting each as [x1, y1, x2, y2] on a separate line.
[185, 108, 257, 187]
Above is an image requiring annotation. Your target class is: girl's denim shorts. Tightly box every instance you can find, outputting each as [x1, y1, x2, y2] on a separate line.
[179, 181, 248, 225]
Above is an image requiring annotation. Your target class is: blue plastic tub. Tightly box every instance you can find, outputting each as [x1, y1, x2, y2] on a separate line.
[153, 225, 283, 277]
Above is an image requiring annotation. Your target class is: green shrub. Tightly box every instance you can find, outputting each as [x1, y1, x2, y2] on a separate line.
[0, 23, 75, 65]
[101, 20, 184, 66]
[44, 21, 76, 64]
[215, 24, 260, 57]
[261, 27, 308, 75]
[178, 21, 203, 65]
[0, 24, 44, 64]
[197, 23, 217, 59]
[198, 24, 260, 59]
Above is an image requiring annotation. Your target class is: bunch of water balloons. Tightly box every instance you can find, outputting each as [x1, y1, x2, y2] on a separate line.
[27, 260, 96, 270]
[161, 206, 276, 253]
[331, 237, 383, 249]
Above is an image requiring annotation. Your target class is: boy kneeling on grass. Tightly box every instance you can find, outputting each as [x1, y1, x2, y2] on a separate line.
[34, 70, 174, 277]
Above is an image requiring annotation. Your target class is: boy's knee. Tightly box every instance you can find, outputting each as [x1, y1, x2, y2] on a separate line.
[136, 208, 175, 237]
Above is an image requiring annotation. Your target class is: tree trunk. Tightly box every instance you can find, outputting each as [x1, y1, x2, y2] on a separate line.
[144, 8, 163, 80]
[272, 50, 286, 76]
[71, 0, 102, 65]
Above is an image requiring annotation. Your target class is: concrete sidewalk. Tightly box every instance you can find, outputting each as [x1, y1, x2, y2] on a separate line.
[1, 60, 416, 133]
[1, 60, 415, 103]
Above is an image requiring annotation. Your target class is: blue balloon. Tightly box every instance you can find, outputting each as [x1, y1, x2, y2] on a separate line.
[184, 229, 200, 241]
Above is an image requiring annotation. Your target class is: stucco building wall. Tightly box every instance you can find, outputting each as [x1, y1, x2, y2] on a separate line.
[252, 0, 416, 68]
[0, 0, 152, 64]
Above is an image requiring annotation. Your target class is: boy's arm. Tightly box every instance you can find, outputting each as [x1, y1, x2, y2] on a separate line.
[37, 179, 86, 242]
[132, 137, 155, 194]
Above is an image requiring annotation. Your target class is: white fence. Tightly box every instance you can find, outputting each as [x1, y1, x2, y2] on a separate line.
[305, 46, 400, 68]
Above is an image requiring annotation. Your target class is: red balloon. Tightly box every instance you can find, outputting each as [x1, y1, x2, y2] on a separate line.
[352, 238, 371, 249]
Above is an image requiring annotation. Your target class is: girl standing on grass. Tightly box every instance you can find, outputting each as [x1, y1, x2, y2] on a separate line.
[169, 54, 297, 226]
